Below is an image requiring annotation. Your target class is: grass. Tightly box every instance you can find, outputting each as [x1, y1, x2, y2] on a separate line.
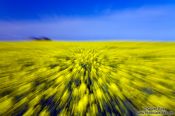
[0, 41, 175, 115]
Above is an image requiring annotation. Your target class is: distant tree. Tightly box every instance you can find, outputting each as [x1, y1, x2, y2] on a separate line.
[30, 37, 52, 41]
[41, 37, 52, 41]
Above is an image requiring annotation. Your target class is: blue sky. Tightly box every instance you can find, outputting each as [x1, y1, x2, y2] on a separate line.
[0, 0, 175, 41]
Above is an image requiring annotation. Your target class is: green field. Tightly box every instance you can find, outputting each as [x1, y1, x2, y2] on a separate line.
[0, 42, 175, 116]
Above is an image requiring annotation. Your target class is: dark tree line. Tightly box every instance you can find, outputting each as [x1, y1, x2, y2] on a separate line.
[30, 37, 52, 41]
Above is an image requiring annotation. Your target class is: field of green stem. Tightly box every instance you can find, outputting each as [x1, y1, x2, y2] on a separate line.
[0, 42, 175, 116]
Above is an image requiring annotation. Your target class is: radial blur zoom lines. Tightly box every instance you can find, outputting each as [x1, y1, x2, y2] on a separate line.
[0, 42, 175, 115]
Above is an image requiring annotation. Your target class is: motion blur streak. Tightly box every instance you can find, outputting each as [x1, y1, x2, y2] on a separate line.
[0, 42, 175, 115]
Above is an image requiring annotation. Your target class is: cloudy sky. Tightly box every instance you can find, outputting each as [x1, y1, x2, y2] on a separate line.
[0, 0, 175, 41]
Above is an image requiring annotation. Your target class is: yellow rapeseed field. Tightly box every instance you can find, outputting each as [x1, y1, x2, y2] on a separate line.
[0, 41, 175, 115]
